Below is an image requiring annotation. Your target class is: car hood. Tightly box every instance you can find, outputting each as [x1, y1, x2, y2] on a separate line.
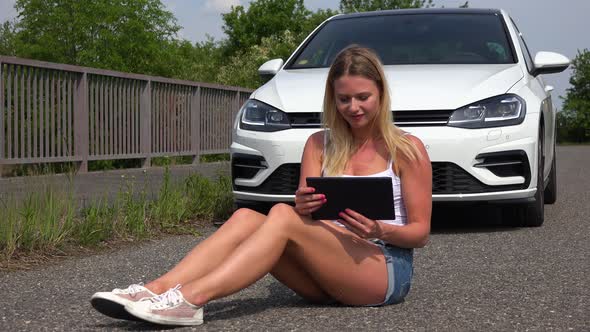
[252, 64, 524, 112]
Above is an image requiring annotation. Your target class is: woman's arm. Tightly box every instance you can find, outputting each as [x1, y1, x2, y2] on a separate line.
[380, 135, 432, 248]
[294, 131, 327, 216]
[298, 131, 324, 188]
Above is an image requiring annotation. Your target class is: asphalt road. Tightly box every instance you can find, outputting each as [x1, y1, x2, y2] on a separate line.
[1, 145, 588, 331]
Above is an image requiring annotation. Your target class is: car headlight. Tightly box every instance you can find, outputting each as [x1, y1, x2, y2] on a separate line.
[448, 94, 526, 129]
[238, 99, 291, 132]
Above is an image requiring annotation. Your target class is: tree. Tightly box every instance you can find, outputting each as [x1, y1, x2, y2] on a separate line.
[174, 36, 225, 84]
[221, 0, 311, 55]
[216, 30, 301, 88]
[0, 21, 17, 56]
[339, 0, 434, 13]
[559, 49, 590, 142]
[13, 0, 181, 76]
[301, 8, 339, 37]
[218, 0, 338, 88]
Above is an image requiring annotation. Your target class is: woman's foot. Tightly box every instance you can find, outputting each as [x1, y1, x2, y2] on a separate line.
[125, 285, 204, 326]
[90, 283, 157, 321]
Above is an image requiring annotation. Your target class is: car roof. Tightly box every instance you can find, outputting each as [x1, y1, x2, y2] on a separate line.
[331, 8, 502, 21]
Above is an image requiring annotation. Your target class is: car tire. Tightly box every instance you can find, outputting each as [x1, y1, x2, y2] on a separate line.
[516, 127, 545, 227]
[543, 145, 557, 204]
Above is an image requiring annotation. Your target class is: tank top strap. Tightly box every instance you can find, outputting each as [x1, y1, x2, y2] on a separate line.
[321, 130, 329, 176]
[323, 130, 329, 155]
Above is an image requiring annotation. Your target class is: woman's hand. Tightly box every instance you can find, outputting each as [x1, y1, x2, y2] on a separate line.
[338, 209, 385, 239]
[294, 186, 326, 216]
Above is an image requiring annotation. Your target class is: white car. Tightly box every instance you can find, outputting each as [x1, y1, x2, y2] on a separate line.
[230, 8, 570, 226]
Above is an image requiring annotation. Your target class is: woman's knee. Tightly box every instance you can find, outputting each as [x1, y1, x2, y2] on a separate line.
[223, 208, 265, 228]
[230, 207, 257, 221]
[268, 203, 297, 220]
[267, 203, 306, 228]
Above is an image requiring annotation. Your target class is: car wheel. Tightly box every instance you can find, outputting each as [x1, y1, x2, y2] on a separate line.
[543, 145, 557, 204]
[517, 127, 545, 227]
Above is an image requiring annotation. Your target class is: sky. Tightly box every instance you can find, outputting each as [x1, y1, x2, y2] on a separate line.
[1, 0, 589, 110]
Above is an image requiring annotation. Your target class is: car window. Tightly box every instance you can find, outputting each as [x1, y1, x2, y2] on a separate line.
[288, 13, 516, 68]
[510, 17, 534, 73]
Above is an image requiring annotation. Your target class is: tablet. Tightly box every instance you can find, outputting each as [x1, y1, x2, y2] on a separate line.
[306, 177, 395, 221]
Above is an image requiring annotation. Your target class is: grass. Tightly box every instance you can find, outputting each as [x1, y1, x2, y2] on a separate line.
[0, 167, 235, 269]
[556, 141, 590, 146]
[200, 153, 230, 163]
[77, 200, 115, 246]
[151, 153, 230, 166]
[1, 162, 78, 177]
[1, 153, 231, 177]
[0, 189, 76, 260]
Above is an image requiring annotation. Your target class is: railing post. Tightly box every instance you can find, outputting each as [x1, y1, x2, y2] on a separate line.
[75, 72, 89, 173]
[232, 89, 240, 155]
[0, 60, 4, 178]
[191, 86, 201, 165]
[140, 80, 151, 167]
[235, 90, 240, 115]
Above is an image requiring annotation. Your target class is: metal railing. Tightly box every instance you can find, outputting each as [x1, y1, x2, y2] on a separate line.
[0, 56, 253, 176]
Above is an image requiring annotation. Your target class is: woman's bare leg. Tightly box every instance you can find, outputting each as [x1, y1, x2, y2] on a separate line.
[145, 208, 332, 302]
[145, 208, 264, 293]
[180, 203, 388, 306]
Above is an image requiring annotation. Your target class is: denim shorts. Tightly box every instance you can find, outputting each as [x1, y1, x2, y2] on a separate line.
[367, 240, 414, 306]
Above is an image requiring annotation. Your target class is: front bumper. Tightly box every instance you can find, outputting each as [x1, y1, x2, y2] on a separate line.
[230, 114, 540, 203]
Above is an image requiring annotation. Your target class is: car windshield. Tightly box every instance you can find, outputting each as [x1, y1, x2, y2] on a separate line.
[287, 13, 516, 68]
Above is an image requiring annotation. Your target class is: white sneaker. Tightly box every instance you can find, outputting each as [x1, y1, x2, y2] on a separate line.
[125, 285, 204, 326]
[91, 283, 157, 320]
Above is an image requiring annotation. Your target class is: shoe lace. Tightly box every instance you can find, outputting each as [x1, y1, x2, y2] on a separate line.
[150, 284, 183, 309]
[114, 283, 144, 294]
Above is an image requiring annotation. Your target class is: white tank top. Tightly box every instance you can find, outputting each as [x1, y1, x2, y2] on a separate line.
[321, 132, 408, 227]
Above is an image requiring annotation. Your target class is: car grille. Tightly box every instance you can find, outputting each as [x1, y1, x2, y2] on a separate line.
[286, 111, 453, 128]
[473, 150, 531, 185]
[393, 110, 453, 127]
[431, 162, 527, 194]
[289, 113, 322, 128]
[232, 154, 268, 180]
[234, 164, 301, 195]
[234, 162, 527, 195]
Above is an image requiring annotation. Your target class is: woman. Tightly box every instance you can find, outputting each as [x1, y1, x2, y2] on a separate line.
[91, 46, 432, 326]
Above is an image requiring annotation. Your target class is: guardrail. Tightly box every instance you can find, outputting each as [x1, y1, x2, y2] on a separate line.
[0, 56, 253, 176]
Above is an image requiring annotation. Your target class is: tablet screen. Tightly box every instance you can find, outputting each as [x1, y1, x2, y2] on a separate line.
[306, 177, 395, 221]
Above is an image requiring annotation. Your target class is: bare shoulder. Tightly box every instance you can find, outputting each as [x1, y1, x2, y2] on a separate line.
[300, 130, 326, 180]
[398, 134, 431, 171]
[305, 130, 326, 151]
[406, 134, 427, 155]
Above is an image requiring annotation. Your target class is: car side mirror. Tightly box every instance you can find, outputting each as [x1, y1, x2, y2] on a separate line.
[258, 59, 284, 80]
[532, 51, 570, 76]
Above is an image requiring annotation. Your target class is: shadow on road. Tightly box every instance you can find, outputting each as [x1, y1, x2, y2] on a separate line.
[430, 203, 517, 234]
[207, 282, 321, 322]
[87, 282, 316, 330]
[88, 321, 177, 331]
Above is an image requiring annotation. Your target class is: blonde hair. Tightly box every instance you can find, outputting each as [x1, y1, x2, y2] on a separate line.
[322, 46, 420, 176]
